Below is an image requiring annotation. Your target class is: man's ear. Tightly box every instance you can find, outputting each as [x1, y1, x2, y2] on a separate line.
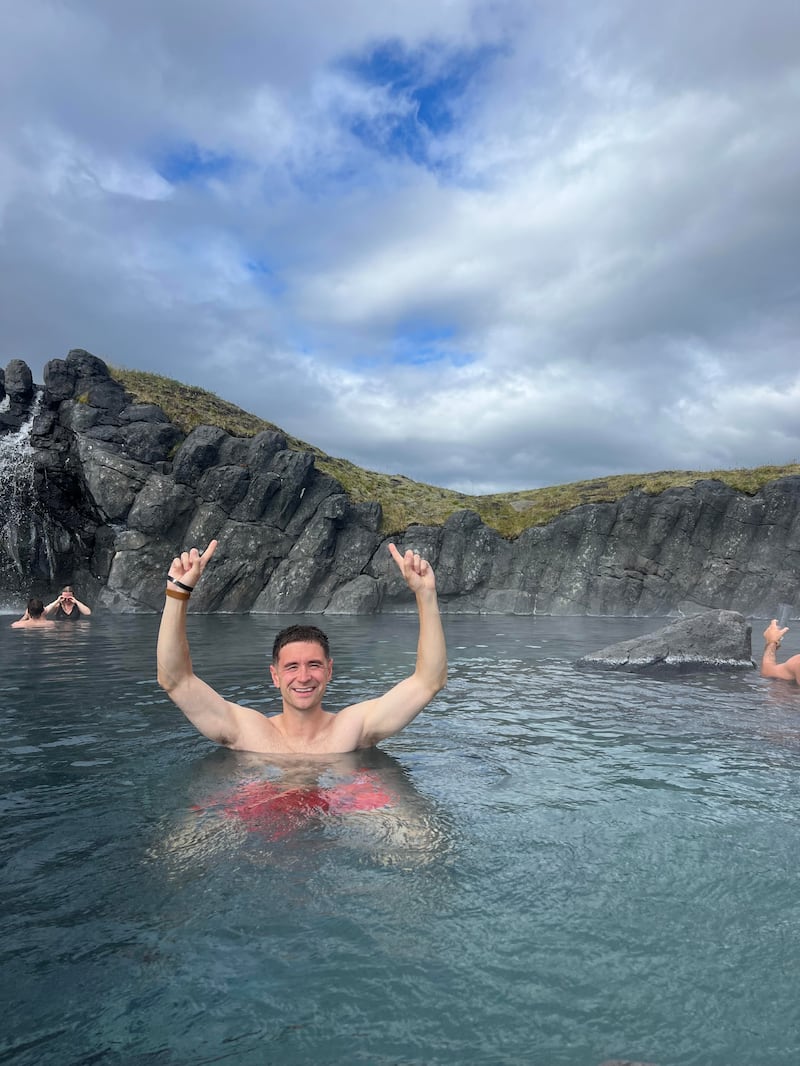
[269, 663, 279, 688]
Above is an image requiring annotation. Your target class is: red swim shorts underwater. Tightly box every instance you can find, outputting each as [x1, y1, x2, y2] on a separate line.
[195, 771, 395, 841]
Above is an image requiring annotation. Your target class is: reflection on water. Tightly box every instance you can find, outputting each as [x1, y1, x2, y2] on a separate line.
[1, 613, 800, 1065]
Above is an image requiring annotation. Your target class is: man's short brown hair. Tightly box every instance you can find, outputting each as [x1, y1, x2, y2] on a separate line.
[27, 597, 45, 619]
[272, 624, 330, 664]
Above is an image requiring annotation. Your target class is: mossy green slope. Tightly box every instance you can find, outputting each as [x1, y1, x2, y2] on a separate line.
[110, 365, 800, 539]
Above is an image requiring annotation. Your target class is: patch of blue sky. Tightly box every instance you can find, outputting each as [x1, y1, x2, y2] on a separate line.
[245, 257, 285, 296]
[157, 142, 239, 186]
[348, 112, 428, 167]
[340, 39, 500, 168]
[287, 154, 376, 200]
[390, 321, 474, 368]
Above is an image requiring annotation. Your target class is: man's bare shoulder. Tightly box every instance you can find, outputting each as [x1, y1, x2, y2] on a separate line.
[332, 699, 380, 748]
[780, 655, 800, 684]
[227, 704, 287, 751]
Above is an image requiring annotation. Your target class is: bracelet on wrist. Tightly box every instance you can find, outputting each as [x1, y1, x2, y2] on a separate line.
[165, 587, 191, 602]
[167, 575, 195, 594]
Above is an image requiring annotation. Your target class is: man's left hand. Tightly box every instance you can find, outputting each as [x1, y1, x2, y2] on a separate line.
[388, 543, 436, 594]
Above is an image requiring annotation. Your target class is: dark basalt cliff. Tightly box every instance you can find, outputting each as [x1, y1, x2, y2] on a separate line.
[2, 349, 800, 615]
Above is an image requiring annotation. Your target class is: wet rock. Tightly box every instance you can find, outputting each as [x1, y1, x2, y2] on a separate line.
[117, 420, 183, 464]
[172, 425, 229, 486]
[577, 609, 754, 673]
[324, 574, 381, 614]
[4, 359, 34, 402]
[43, 357, 77, 402]
[0, 359, 36, 430]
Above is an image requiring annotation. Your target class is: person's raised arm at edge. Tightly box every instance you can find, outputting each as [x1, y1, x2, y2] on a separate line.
[156, 540, 249, 746]
[352, 543, 447, 747]
[760, 619, 800, 682]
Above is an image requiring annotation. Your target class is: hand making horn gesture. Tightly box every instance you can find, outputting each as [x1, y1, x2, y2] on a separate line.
[166, 540, 219, 598]
[388, 542, 437, 595]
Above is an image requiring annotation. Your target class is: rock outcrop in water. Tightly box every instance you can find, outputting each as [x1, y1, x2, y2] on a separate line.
[576, 610, 754, 672]
[2, 349, 800, 616]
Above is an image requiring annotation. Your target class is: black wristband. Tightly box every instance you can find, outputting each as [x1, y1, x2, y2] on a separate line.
[167, 575, 195, 594]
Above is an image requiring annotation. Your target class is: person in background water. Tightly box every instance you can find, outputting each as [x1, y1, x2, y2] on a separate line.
[157, 539, 447, 754]
[760, 619, 800, 682]
[11, 597, 56, 629]
[44, 585, 92, 621]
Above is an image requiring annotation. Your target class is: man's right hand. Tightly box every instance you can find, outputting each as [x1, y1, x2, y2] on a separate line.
[168, 540, 219, 590]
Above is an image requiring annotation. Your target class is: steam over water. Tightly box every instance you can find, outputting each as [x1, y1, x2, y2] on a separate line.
[1, 612, 799, 1065]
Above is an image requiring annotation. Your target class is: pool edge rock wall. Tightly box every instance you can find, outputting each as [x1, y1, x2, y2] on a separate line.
[2, 349, 800, 617]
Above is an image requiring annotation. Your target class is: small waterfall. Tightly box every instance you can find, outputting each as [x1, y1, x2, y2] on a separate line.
[0, 391, 54, 605]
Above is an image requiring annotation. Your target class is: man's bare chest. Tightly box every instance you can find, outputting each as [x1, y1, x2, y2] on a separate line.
[236, 710, 363, 755]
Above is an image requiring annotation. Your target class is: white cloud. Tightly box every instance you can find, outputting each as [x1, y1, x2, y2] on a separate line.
[1, 0, 799, 493]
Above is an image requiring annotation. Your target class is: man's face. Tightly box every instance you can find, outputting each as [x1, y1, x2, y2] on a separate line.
[61, 591, 74, 607]
[269, 640, 333, 712]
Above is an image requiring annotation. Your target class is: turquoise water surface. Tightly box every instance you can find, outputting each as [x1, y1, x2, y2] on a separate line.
[1, 612, 798, 1065]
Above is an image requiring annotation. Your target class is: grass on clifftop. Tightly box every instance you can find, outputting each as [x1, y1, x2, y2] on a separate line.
[110, 365, 800, 539]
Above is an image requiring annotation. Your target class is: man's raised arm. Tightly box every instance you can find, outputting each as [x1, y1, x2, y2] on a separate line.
[760, 619, 800, 682]
[355, 544, 447, 746]
[157, 540, 242, 746]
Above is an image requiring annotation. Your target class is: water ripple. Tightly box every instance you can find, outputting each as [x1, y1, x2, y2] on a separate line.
[2, 614, 799, 1065]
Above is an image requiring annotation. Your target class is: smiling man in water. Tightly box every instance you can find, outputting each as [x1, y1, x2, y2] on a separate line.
[157, 540, 447, 754]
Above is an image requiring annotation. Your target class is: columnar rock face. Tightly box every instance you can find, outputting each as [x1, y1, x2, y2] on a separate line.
[2, 349, 800, 615]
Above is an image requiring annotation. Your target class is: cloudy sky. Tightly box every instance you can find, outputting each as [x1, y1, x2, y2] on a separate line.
[1, 1, 798, 494]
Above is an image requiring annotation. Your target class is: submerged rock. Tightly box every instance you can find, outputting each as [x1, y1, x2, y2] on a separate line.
[576, 609, 754, 673]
